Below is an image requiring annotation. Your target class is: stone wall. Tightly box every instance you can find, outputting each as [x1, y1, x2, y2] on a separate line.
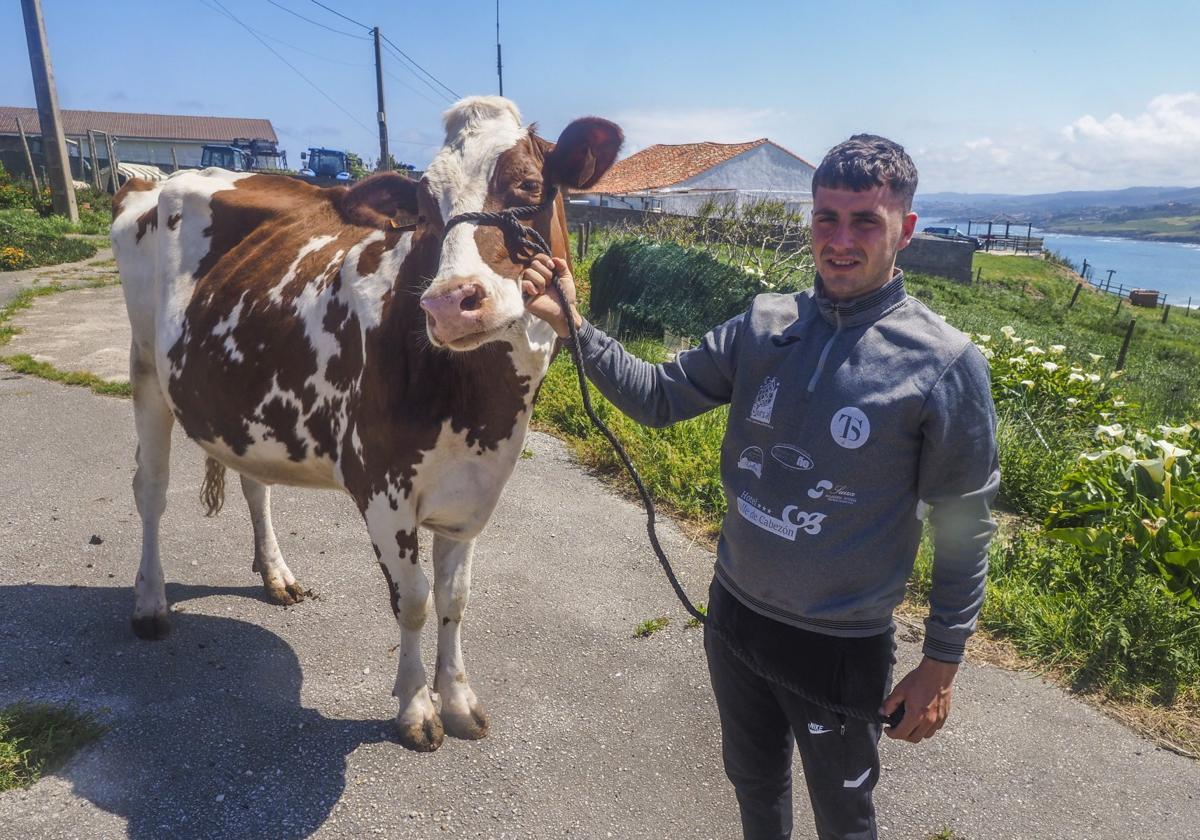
[896, 234, 975, 284]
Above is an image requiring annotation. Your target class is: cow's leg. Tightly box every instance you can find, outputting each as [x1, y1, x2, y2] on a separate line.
[432, 534, 489, 740]
[239, 474, 307, 605]
[367, 511, 443, 752]
[130, 344, 174, 640]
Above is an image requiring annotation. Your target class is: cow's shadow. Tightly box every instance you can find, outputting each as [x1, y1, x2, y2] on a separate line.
[0, 582, 392, 839]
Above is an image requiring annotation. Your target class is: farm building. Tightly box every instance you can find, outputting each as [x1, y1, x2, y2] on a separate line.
[578, 138, 815, 216]
[0, 106, 279, 179]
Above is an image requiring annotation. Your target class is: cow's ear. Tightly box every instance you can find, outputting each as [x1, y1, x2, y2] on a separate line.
[545, 117, 623, 190]
[340, 172, 421, 230]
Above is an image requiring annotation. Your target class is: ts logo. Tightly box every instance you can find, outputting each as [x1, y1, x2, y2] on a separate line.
[830, 407, 870, 450]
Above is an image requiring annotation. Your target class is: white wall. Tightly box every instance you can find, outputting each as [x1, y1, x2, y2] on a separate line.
[674, 144, 813, 193]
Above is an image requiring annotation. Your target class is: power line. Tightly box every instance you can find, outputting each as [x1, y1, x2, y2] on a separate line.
[380, 33, 460, 100]
[204, 0, 376, 142]
[380, 41, 455, 105]
[308, 0, 370, 31]
[383, 67, 449, 111]
[266, 0, 367, 38]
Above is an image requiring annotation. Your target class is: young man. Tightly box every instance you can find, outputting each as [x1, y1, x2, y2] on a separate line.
[522, 135, 999, 840]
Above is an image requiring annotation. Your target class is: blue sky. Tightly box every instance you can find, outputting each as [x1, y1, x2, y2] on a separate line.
[5, 0, 1199, 194]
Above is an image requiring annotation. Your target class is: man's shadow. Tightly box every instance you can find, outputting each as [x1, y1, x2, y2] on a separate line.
[1, 582, 392, 839]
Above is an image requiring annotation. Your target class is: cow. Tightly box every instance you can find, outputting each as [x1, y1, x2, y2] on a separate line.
[110, 97, 622, 752]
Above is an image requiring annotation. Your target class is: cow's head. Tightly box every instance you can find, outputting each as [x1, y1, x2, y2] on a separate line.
[416, 97, 621, 351]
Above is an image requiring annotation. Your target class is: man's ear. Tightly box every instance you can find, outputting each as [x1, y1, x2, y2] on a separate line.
[545, 117, 623, 190]
[339, 171, 421, 229]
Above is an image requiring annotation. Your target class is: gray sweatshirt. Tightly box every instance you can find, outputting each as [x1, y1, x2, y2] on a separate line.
[573, 273, 999, 662]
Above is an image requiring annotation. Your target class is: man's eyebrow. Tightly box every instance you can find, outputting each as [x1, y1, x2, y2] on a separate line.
[850, 209, 883, 220]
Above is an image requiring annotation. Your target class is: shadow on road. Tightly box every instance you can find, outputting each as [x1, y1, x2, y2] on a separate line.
[1, 582, 393, 839]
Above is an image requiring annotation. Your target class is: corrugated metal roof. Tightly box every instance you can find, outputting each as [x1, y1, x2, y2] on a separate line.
[589, 139, 814, 195]
[0, 106, 277, 143]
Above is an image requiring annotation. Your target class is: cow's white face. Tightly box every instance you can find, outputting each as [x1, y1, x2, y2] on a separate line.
[419, 97, 622, 352]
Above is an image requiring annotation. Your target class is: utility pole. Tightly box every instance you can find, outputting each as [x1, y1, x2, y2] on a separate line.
[373, 27, 389, 171]
[20, 0, 77, 220]
[496, 0, 504, 96]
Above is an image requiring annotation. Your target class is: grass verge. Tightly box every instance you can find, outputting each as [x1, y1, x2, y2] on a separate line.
[0, 277, 130, 398]
[0, 702, 106, 792]
[0, 208, 110, 270]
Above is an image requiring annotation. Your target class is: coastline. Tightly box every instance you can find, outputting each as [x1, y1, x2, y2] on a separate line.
[1038, 227, 1200, 245]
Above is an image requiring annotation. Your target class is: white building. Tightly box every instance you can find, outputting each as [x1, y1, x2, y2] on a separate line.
[579, 138, 815, 216]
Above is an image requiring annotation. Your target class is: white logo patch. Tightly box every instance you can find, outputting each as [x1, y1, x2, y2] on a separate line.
[807, 722, 832, 735]
[749, 376, 780, 426]
[735, 492, 826, 541]
[770, 443, 814, 471]
[807, 479, 857, 505]
[831, 406, 870, 449]
[737, 446, 764, 478]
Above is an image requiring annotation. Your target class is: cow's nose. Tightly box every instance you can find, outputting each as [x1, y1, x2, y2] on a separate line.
[420, 282, 489, 342]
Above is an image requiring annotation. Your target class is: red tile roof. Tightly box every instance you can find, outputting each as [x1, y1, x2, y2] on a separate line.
[0, 106, 277, 143]
[589, 139, 813, 195]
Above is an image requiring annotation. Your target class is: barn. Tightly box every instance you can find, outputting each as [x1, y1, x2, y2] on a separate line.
[578, 138, 816, 216]
[0, 106, 279, 180]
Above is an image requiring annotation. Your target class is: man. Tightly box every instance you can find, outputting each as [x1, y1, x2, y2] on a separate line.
[522, 135, 999, 840]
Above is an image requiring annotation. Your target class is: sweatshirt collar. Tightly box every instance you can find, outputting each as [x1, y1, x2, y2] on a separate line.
[811, 270, 909, 328]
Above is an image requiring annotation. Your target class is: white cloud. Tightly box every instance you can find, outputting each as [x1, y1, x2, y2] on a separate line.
[917, 93, 1200, 193]
[610, 106, 795, 155]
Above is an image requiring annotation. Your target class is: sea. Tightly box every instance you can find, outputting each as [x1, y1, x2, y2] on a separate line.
[920, 218, 1200, 308]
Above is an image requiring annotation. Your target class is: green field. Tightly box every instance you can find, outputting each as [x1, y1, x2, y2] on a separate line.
[1045, 214, 1200, 243]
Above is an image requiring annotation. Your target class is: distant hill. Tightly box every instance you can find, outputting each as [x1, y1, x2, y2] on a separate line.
[914, 186, 1200, 219]
[914, 186, 1200, 243]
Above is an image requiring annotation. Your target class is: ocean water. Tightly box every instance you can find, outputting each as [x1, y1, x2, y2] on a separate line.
[920, 219, 1200, 307]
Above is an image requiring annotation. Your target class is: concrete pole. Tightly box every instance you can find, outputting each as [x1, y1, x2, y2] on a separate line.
[20, 0, 77, 221]
[373, 27, 389, 171]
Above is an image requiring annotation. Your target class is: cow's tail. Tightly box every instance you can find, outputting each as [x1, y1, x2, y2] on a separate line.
[201, 457, 226, 517]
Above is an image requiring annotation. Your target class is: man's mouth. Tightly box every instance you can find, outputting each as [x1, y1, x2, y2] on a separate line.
[824, 255, 860, 269]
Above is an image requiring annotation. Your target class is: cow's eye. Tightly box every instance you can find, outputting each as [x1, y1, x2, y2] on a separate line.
[519, 179, 542, 193]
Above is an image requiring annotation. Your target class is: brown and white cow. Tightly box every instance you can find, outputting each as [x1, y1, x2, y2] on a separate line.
[111, 97, 621, 751]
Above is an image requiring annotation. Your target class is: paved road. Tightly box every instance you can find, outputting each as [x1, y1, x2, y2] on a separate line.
[0, 282, 1197, 839]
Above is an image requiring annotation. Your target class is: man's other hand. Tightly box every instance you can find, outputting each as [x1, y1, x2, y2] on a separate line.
[880, 656, 959, 743]
[522, 254, 582, 338]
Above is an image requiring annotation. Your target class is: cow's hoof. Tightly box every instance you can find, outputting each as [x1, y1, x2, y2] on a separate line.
[131, 613, 171, 640]
[265, 582, 310, 606]
[395, 714, 444, 752]
[443, 704, 489, 741]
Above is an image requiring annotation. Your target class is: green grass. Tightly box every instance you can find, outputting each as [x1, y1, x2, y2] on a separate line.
[0, 702, 106, 792]
[1046, 214, 1200, 242]
[0, 208, 111, 270]
[0, 278, 130, 398]
[634, 616, 670, 638]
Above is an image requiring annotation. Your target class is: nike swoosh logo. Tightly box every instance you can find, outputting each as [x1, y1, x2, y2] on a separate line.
[843, 768, 871, 789]
[807, 722, 831, 735]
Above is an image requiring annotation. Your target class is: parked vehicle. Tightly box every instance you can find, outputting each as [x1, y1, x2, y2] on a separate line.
[922, 225, 982, 250]
[200, 138, 287, 172]
[298, 147, 353, 183]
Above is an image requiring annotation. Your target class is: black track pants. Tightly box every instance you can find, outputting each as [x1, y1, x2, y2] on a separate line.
[703, 578, 896, 840]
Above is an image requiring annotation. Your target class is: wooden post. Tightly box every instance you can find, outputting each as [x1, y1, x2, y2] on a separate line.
[1116, 318, 1135, 371]
[21, 0, 77, 220]
[975, 266, 982, 283]
[1187, 296, 1193, 316]
[1113, 293, 1123, 317]
[15, 116, 40, 196]
[1081, 258, 1089, 279]
[170, 145, 179, 172]
[86, 130, 101, 190]
[575, 224, 584, 261]
[1068, 282, 1083, 309]
[1162, 304, 1171, 324]
[104, 132, 120, 193]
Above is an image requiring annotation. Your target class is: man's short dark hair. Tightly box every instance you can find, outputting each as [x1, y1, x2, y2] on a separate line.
[811, 134, 918, 211]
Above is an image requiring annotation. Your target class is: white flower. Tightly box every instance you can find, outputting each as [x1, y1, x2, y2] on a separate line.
[1041, 361, 1059, 373]
[1113, 445, 1137, 460]
[1109, 370, 1124, 380]
[1079, 450, 1112, 462]
[1095, 423, 1125, 440]
[1008, 356, 1028, 367]
[979, 347, 995, 360]
[1158, 423, 1192, 437]
[1021, 379, 1036, 389]
[1025, 346, 1045, 356]
[1133, 458, 1167, 483]
[1009, 335, 1024, 346]
[1000, 325, 1016, 337]
[1111, 398, 1126, 407]
[1155, 440, 1191, 464]
[1024, 338, 1037, 346]
[1088, 353, 1104, 364]
[1087, 373, 1101, 384]
[1049, 345, 1066, 355]
[977, 334, 991, 343]
[1068, 372, 1086, 383]
[1099, 412, 1113, 421]
[1066, 397, 1079, 407]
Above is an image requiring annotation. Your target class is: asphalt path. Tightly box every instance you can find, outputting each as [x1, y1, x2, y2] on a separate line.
[0, 282, 1197, 839]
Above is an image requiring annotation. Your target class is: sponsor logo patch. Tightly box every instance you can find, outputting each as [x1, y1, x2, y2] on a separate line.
[748, 376, 781, 427]
[770, 443, 814, 471]
[806, 479, 857, 505]
[737, 446, 764, 478]
[831, 406, 870, 449]
[735, 491, 826, 541]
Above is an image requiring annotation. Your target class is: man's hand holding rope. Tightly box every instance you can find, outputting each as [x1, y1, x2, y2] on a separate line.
[522, 255, 582, 338]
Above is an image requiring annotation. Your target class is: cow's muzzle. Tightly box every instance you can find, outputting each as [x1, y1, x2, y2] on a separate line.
[420, 281, 489, 345]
